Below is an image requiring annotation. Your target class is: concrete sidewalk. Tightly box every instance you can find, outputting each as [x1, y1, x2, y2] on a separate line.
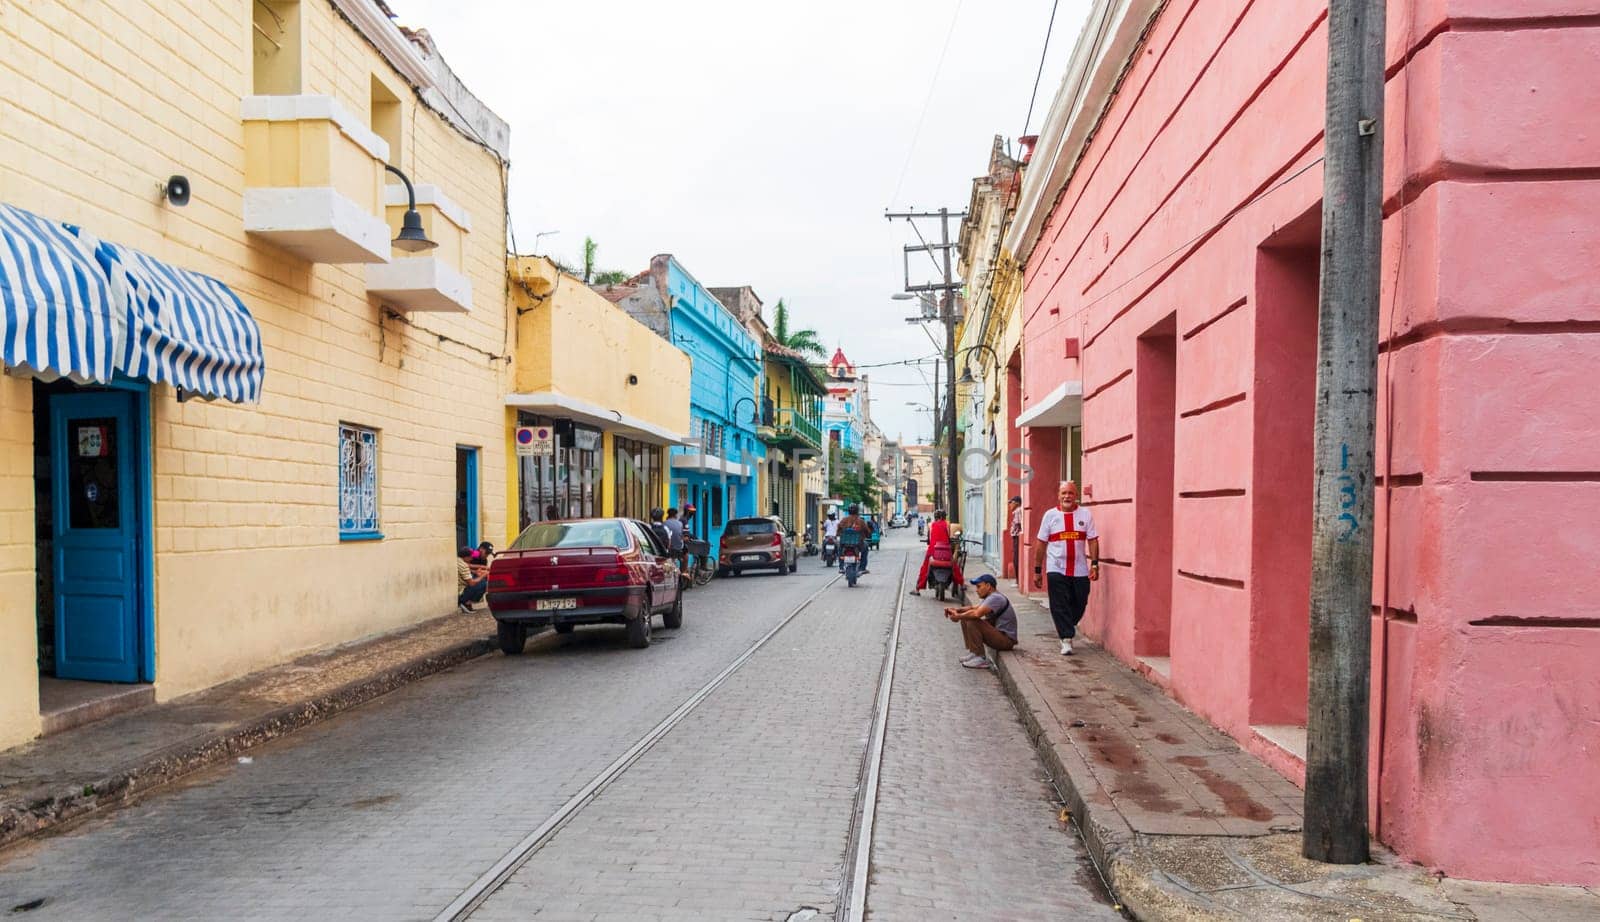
[0, 609, 550, 851]
[991, 584, 1600, 921]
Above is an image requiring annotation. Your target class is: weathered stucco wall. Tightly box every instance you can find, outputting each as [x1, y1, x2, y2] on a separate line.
[1019, 0, 1600, 885]
[0, 0, 510, 746]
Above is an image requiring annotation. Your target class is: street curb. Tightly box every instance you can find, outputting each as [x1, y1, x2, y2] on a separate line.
[992, 649, 1151, 917]
[995, 644, 1254, 920]
[0, 628, 556, 851]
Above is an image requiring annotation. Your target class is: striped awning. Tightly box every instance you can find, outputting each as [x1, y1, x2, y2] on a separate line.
[0, 203, 122, 384]
[93, 239, 264, 403]
[0, 203, 264, 403]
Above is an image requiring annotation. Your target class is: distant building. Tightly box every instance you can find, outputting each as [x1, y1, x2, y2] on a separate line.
[609, 256, 762, 551]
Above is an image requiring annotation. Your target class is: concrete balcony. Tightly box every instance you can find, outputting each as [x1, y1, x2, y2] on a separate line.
[365, 184, 473, 313]
[241, 95, 391, 264]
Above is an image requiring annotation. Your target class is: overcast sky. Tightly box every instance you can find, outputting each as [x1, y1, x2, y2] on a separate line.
[385, 0, 1090, 443]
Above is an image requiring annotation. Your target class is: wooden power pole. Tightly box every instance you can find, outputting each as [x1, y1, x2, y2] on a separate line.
[1304, 0, 1386, 864]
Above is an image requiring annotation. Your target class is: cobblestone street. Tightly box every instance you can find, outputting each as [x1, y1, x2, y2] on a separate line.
[0, 534, 1115, 920]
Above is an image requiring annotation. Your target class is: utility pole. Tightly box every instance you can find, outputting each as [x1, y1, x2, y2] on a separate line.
[939, 207, 959, 525]
[885, 207, 967, 521]
[931, 359, 943, 512]
[1304, 0, 1385, 865]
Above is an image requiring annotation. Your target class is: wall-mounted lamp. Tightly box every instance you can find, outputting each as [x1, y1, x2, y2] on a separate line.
[384, 164, 437, 253]
[162, 175, 190, 207]
[731, 396, 762, 426]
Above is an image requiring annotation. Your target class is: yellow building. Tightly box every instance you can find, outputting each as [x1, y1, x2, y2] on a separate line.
[757, 343, 826, 537]
[0, 0, 512, 748]
[505, 257, 691, 532]
[955, 136, 1025, 564]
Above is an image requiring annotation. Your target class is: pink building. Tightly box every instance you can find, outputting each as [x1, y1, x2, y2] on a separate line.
[1009, 0, 1599, 885]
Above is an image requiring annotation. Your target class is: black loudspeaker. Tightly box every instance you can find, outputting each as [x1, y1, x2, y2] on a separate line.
[552, 419, 576, 442]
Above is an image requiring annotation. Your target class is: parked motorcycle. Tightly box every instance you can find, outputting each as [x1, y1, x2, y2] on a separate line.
[821, 534, 838, 567]
[802, 527, 819, 557]
[927, 540, 955, 601]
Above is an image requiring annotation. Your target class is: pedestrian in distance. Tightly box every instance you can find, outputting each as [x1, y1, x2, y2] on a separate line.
[663, 506, 685, 559]
[457, 546, 489, 613]
[647, 507, 672, 553]
[1031, 481, 1099, 655]
[1007, 495, 1023, 580]
[944, 574, 1018, 668]
[544, 503, 561, 521]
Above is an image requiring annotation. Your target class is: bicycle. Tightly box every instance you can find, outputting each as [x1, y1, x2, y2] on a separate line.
[953, 537, 984, 603]
[683, 538, 716, 588]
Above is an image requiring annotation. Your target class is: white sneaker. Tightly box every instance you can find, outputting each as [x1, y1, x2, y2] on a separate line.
[459, 602, 475, 614]
[1060, 638, 1073, 656]
[962, 655, 990, 669]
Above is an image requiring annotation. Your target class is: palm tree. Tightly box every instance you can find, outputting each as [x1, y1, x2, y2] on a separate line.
[771, 299, 825, 358]
[576, 237, 630, 286]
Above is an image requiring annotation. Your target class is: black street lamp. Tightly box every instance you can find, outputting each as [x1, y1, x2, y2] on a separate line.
[384, 164, 438, 253]
[730, 396, 763, 427]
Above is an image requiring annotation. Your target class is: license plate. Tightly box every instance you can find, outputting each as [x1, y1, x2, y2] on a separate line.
[739, 554, 765, 562]
[536, 597, 578, 611]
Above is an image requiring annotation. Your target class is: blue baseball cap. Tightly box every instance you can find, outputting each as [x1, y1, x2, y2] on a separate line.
[969, 573, 997, 587]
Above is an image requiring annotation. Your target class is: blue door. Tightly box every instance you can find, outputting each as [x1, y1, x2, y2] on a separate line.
[51, 391, 142, 682]
[456, 446, 479, 549]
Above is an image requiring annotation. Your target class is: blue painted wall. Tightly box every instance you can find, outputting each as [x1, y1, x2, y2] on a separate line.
[664, 257, 763, 552]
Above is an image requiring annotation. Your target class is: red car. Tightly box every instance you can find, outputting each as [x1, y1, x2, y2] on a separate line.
[487, 517, 683, 653]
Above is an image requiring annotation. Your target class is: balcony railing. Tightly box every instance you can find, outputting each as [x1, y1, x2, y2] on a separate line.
[760, 406, 822, 451]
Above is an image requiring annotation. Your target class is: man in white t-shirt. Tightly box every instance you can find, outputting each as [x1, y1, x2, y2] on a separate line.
[1031, 481, 1100, 655]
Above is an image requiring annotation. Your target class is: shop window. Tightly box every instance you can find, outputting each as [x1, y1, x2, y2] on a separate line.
[339, 423, 381, 539]
[614, 437, 663, 520]
[517, 412, 598, 529]
[370, 75, 402, 166]
[252, 0, 302, 95]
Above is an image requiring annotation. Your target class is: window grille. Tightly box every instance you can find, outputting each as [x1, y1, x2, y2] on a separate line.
[339, 423, 380, 538]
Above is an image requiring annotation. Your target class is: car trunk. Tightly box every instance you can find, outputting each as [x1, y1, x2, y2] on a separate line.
[720, 523, 783, 565]
[488, 547, 633, 610]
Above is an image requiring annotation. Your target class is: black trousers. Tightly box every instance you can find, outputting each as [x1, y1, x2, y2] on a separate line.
[1045, 573, 1091, 639]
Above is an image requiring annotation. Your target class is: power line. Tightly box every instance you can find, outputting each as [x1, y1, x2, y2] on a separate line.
[888, 0, 967, 208]
[1021, 0, 1065, 139]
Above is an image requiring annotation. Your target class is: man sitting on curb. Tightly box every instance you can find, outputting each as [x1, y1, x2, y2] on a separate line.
[944, 574, 1018, 669]
[457, 546, 489, 613]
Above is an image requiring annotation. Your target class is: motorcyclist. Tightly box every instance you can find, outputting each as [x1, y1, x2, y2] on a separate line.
[821, 511, 841, 566]
[837, 504, 871, 575]
[910, 509, 962, 595]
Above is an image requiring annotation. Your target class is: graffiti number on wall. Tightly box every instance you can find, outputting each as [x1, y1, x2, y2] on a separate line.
[1336, 441, 1359, 541]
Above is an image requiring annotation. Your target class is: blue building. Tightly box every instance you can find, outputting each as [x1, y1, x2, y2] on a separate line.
[606, 255, 763, 551]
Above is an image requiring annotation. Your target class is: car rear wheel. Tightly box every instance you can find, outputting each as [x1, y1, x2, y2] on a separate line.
[626, 597, 652, 648]
[554, 623, 575, 635]
[497, 620, 527, 655]
[663, 590, 683, 629]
